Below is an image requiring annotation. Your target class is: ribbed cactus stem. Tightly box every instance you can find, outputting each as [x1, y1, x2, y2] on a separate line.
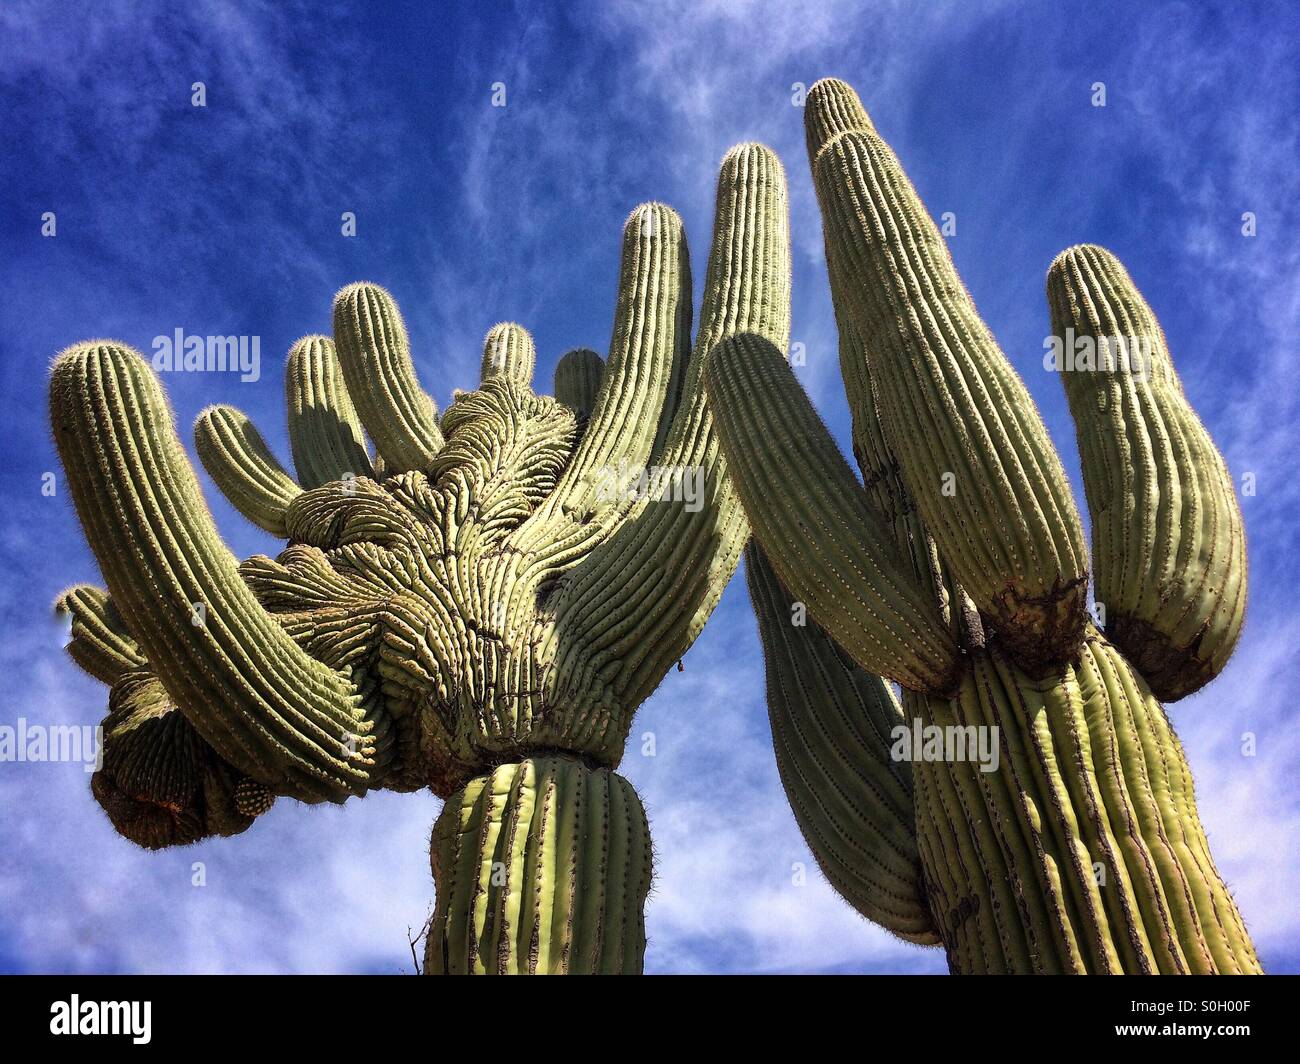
[50, 342, 384, 802]
[333, 282, 444, 472]
[285, 334, 374, 488]
[1046, 245, 1247, 701]
[479, 322, 537, 385]
[553, 347, 606, 418]
[746, 543, 939, 942]
[909, 630, 1259, 973]
[805, 79, 1089, 672]
[194, 404, 302, 536]
[426, 756, 651, 974]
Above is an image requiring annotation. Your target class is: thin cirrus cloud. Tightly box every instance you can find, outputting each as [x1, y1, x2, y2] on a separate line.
[0, 0, 1295, 974]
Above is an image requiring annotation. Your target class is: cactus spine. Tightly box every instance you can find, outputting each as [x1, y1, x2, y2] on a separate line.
[707, 79, 1259, 973]
[52, 145, 790, 973]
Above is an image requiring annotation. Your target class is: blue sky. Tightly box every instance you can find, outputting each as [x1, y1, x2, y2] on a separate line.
[1, 0, 1296, 974]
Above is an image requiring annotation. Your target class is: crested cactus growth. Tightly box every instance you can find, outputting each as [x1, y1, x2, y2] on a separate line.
[51, 143, 791, 973]
[707, 78, 1258, 973]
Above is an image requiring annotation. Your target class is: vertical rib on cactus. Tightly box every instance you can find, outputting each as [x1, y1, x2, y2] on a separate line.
[553, 347, 605, 419]
[285, 334, 375, 488]
[745, 542, 939, 943]
[805, 78, 1089, 672]
[910, 631, 1259, 974]
[479, 322, 537, 385]
[333, 282, 444, 471]
[1047, 245, 1247, 701]
[707, 334, 960, 693]
[55, 584, 146, 685]
[542, 146, 790, 712]
[194, 404, 302, 536]
[51, 342, 383, 801]
[426, 756, 650, 974]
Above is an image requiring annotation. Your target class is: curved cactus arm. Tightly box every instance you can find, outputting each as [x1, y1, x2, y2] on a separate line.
[194, 404, 302, 537]
[479, 321, 537, 386]
[804, 78, 1089, 672]
[511, 203, 692, 567]
[553, 347, 605, 418]
[1046, 246, 1247, 701]
[332, 282, 444, 472]
[50, 342, 386, 802]
[544, 144, 788, 711]
[745, 542, 941, 943]
[285, 335, 375, 489]
[706, 335, 960, 694]
[54, 584, 147, 685]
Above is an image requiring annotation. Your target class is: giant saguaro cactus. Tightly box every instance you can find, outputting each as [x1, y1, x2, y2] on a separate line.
[51, 143, 791, 974]
[707, 79, 1258, 973]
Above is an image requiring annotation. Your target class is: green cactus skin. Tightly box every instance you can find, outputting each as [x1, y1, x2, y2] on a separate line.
[479, 321, 538, 385]
[806, 79, 1089, 674]
[194, 403, 303, 536]
[553, 347, 606, 420]
[285, 334, 375, 489]
[707, 78, 1258, 973]
[55, 584, 146, 685]
[51, 144, 790, 973]
[426, 755, 650, 974]
[910, 632, 1258, 973]
[745, 542, 939, 944]
[1047, 246, 1247, 701]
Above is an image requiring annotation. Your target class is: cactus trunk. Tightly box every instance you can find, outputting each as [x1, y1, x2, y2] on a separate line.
[426, 756, 651, 974]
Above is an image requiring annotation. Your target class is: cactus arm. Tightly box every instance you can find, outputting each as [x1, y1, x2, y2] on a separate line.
[552, 347, 605, 418]
[514, 204, 692, 556]
[1046, 245, 1247, 700]
[804, 79, 1089, 672]
[285, 334, 374, 488]
[54, 584, 147, 685]
[332, 282, 444, 472]
[194, 404, 302, 536]
[544, 144, 789, 711]
[707, 337, 961, 693]
[745, 542, 940, 943]
[50, 342, 386, 802]
[479, 322, 537, 385]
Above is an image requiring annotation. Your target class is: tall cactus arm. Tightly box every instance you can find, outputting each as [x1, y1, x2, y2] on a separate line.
[332, 282, 444, 472]
[1046, 246, 1247, 701]
[54, 584, 147, 685]
[745, 542, 940, 943]
[285, 335, 375, 488]
[50, 342, 386, 802]
[479, 321, 537, 385]
[804, 78, 1089, 672]
[707, 337, 961, 694]
[194, 404, 302, 536]
[545, 144, 789, 712]
[514, 203, 692, 560]
[553, 347, 605, 418]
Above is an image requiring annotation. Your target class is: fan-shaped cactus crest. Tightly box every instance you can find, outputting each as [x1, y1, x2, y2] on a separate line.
[52, 145, 791, 974]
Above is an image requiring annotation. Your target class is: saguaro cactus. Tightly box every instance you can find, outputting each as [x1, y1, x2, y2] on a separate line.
[51, 143, 791, 974]
[707, 79, 1258, 973]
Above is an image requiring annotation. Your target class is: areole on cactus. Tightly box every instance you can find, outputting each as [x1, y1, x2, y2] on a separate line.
[51, 143, 791, 974]
[707, 78, 1258, 973]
